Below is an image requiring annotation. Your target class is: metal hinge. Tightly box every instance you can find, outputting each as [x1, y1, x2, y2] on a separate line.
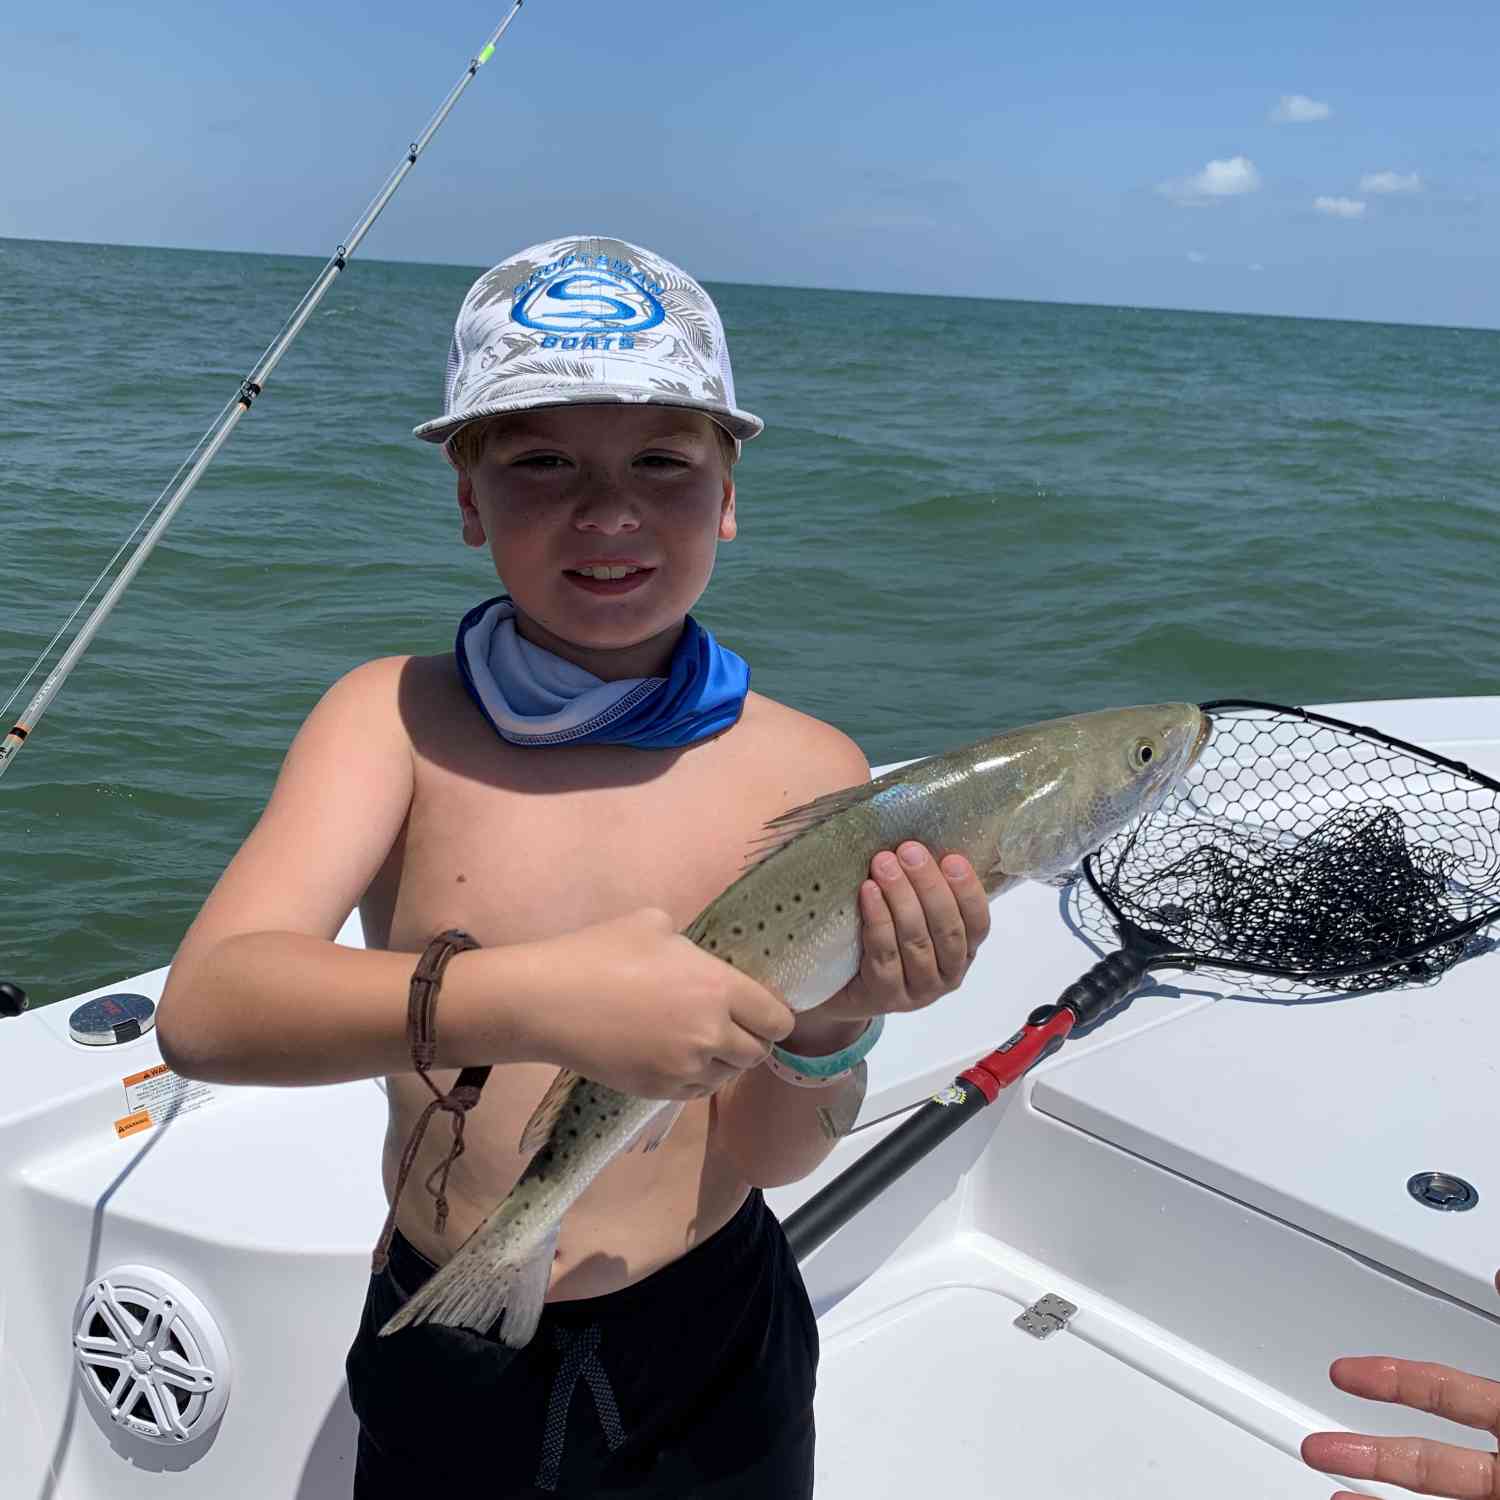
[1014, 1293, 1077, 1340]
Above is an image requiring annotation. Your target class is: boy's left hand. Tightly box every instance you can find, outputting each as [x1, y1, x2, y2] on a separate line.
[819, 842, 991, 1023]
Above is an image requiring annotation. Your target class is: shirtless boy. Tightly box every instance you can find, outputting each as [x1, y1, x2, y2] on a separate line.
[157, 236, 992, 1497]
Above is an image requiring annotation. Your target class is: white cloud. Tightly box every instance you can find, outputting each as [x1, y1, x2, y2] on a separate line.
[1360, 170, 1422, 194]
[1187, 250, 1206, 263]
[1158, 155, 1262, 204]
[1249, 263, 1264, 272]
[1271, 94, 1332, 124]
[1315, 195, 1366, 219]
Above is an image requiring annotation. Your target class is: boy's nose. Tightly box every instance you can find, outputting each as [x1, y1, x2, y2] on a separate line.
[573, 504, 640, 534]
[571, 477, 640, 533]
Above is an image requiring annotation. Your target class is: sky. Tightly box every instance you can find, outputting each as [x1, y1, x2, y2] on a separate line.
[4, 0, 1498, 329]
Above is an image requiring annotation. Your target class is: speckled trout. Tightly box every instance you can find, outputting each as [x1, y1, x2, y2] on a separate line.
[380, 703, 1209, 1346]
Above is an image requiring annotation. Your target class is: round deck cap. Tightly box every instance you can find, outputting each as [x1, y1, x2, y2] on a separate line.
[69, 992, 156, 1046]
[1407, 1172, 1478, 1212]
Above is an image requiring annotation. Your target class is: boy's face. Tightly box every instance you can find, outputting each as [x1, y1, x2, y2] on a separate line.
[456, 406, 736, 667]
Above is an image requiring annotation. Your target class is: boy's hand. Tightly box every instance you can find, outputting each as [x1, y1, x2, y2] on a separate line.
[815, 842, 991, 1026]
[533, 908, 796, 1101]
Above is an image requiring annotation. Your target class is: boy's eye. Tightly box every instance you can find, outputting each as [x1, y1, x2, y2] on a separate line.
[512, 454, 569, 468]
[638, 454, 691, 468]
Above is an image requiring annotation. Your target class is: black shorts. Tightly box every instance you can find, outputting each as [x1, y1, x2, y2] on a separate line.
[345, 1189, 818, 1497]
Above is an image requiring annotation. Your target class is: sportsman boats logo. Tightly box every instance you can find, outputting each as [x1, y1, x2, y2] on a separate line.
[511, 254, 665, 351]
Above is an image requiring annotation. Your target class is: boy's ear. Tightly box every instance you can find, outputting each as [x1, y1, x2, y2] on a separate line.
[457, 470, 487, 548]
[719, 475, 737, 542]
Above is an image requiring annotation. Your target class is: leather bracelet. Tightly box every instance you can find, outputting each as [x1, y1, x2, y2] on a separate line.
[766, 1014, 884, 1087]
[371, 929, 486, 1274]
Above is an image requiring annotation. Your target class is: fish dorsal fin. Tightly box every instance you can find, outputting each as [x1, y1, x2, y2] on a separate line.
[739, 767, 911, 872]
[518, 1067, 583, 1156]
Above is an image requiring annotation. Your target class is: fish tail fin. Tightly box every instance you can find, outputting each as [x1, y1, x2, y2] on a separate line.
[378, 1195, 560, 1348]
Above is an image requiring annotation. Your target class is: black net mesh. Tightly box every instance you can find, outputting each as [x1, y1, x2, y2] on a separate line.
[1078, 702, 1500, 994]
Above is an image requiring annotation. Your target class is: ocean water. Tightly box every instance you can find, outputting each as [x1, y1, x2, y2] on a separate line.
[2, 237, 1498, 1007]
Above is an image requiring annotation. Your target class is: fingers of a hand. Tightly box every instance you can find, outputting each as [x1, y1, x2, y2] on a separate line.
[899, 844, 971, 982]
[941, 853, 991, 959]
[1329, 1357, 1500, 1435]
[1302, 1430, 1496, 1499]
[680, 1061, 739, 1098]
[869, 847, 943, 993]
[857, 873, 904, 988]
[727, 985, 795, 1048]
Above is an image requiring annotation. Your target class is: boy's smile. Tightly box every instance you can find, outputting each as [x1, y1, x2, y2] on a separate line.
[564, 561, 654, 596]
[456, 405, 737, 680]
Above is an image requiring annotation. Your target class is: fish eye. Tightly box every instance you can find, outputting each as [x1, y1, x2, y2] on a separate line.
[1130, 738, 1156, 770]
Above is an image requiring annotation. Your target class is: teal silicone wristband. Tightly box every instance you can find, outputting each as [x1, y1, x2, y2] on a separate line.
[769, 1014, 885, 1080]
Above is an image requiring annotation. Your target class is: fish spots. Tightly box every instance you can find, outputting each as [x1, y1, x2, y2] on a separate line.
[793, 893, 802, 903]
[812, 882, 821, 893]
[757, 921, 766, 931]
[708, 938, 718, 949]
[731, 924, 744, 936]
[775, 903, 784, 914]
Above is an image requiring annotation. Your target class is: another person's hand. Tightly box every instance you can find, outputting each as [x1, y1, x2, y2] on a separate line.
[817, 842, 991, 1023]
[1302, 1273, 1500, 1498]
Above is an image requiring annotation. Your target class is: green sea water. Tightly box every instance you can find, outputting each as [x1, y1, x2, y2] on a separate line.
[3, 237, 1498, 1007]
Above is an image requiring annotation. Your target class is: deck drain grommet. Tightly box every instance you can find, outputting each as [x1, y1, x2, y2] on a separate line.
[73, 1265, 231, 1445]
[1407, 1172, 1478, 1212]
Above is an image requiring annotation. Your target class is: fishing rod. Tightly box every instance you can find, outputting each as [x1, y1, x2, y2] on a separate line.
[0, 5, 529, 1017]
[0, 2, 527, 792]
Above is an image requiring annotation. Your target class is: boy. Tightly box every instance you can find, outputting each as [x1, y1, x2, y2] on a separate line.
[157, 236, 991, 1497]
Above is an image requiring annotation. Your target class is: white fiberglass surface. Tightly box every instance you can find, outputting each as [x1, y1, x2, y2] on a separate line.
[815, 1276, 1345, 1500]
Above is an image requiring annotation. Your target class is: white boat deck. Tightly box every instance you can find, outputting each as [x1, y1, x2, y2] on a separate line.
[817, 1239, 1345, 1500]
[4, 696, 1499, 1498]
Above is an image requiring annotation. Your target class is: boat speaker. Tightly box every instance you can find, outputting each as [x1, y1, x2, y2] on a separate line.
[72, 1265, 231, 1445]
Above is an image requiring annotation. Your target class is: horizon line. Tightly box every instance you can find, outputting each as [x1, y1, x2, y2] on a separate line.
[2, 231, 1497, 339]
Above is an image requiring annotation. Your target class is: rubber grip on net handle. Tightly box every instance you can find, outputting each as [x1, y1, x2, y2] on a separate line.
[784, 939, 1171, 1263]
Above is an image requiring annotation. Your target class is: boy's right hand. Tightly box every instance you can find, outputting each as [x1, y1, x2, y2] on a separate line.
[530, 908, 796, 1100]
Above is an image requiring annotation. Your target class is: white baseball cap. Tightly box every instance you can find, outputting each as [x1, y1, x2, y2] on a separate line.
[414, 234, 764, 451]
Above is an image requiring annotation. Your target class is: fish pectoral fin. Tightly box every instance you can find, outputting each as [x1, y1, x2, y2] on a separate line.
[980, 859, 1020, 898]
[625, 1100, 684, 1154]
[518, 1068, 584, 1156]
[815, 1060, 869, 1141]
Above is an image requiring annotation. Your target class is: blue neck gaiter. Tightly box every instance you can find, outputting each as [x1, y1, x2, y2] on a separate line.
[455, 595, 750, 750]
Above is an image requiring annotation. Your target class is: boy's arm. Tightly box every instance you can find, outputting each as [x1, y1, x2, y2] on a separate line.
[158, 657, 794, 1092]
[158, 656, 525, 1084]
[713, 727, 992, 1188]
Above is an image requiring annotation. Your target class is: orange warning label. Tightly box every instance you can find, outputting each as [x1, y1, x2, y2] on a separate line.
[115, 1110, 153, 1139]
[118, 1063, 214, 1132]
[122, 1063, 170, 1090]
